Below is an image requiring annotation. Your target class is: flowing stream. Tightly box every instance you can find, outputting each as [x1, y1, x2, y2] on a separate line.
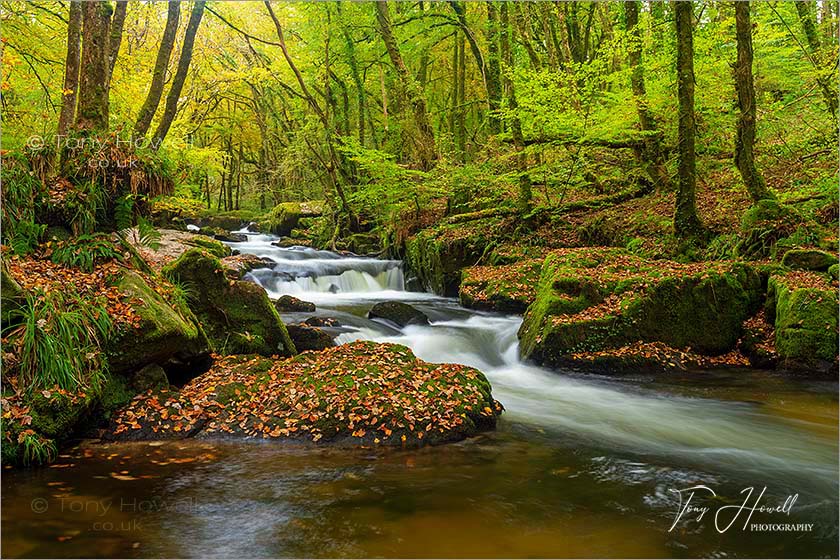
[3, 232, 837, 558]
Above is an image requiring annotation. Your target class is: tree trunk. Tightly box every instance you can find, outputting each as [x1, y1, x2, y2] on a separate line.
[457, 31, 466, 159]
[375, 0, 436, 169]
[152, 0, 206, 147]
[625, 0, 670, 190]
[501, 3, 532, 214]
[485, 2, 502, 134]
[76, 1, 111, 132]
[794, 0, 838, 119]
[734, 1, 774, 203]
[58, 0, 83, 138]
[674, 0, 704, 239]
[134, 1, 180, 138]
[105, 0, 127, 93]
[337, 2, 367, 146]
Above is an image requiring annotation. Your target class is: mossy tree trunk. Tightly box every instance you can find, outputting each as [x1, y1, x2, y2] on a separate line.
[152, 0, 206, 147]
[794, 0, 838, 119]
[625, 0, 671, 191]
[76, 1, 112, 132]
[673, 0, 704, 240]
[105, 0, 127, 95]
[134, 1, 180, 138]
[733, 1, 774, 203]
[58, 0, 82, 138]
[485, 2, 502, 135]
[500, 2, 532, 214]
[375, 0, 437, 170]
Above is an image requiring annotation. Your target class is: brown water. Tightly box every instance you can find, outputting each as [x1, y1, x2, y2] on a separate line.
[3, 240, 836, 558]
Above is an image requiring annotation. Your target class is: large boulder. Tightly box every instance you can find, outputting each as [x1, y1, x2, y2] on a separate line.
[781, 249, 838, 272]
[286, 324, 335, 352]
[106, 341, 502, 446]
[766, 272, 838, 372]
[107, 271, 210, 375]
[405, 216, 510, 296]
[162, 249, 296, 357]
[519, 249, 764, 369]
[275, 295, 316, 313]
[262, 202, 301, 237]
[368, 301, 430, 327]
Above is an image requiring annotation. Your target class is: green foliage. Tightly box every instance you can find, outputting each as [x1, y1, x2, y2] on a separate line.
[63, 180, 105, 236]
[50, 234, 122, 272]
[1, 154, 46, 254]
[20, 432, 58, 467]
[4, 289, 112, 393]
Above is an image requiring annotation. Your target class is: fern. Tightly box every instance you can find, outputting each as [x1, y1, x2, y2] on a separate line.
[50, 234, 122, 272]
[137, 217, 162, 250]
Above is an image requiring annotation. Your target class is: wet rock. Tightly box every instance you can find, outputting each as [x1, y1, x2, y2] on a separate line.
[213, 232, 248, 243]
[275, 295, 316, 313]
[130, 363, 169, 393]
[303, 316, 340, 327]
[368, 301, 430, 327]
[272, 237, 310, 248]
[221, 253, 269, 279]
[781, 249, 838, 272]
[162, 249, 296, 357]
[105, 341, 501, 446]
[286, 324, 335, 352]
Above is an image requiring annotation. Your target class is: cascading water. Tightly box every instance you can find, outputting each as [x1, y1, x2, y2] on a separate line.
[231, 232, 839, 498]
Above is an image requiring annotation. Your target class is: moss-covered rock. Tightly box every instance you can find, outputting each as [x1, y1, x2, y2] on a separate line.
[286, 324, 335, 352]
[106, 341, 502, 446]
[182, 235, 231, 258]
[107, 271, 210, 374]
[369, 301, 430, 327]
[766, 272, 838, 372]
[829, 264, 839, 281]
[459, 259, 542, 314]
[163, 248, 296, 357]
[519, 249, 764, 369]
[347, 233, 381, 255]
[275, 295, 316, 313]
[261, 202, 301, 237]
[405, 216, 508, 296]
[781, 249, 838, 272]
[738, 200, 807, 258]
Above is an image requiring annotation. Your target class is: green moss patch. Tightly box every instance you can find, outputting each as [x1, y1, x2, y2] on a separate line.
[519, 248, 764, 368]
[460, 259, 543, 314]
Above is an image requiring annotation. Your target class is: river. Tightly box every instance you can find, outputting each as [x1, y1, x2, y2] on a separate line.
[3, 231, 837, 558]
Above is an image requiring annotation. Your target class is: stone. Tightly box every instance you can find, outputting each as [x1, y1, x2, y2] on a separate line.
[286, 324, 335, 352]
[275, 295, 316, 313]
[781, 249, 838, 272]
[368, 301, 430, 327]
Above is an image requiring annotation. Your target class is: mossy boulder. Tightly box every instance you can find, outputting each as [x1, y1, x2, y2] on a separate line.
[829, 264, 839, 281]
[286, 324, 335, 352]
[781, 249, 838, 272]
[106, 341, 501, 446]
[262, 202, 301, 237]
[182, 235, 231, 258]
[347, 233, 381, 255]
[197, 210, 263, 232]
[405, 216, 508, 296]
[107, 271, 210, 375]
[369, 301, 430, 327]
[738, 200, 807, 259]
[766, 273, 838, 372]
[519, 249, 764, 369]
[163, 248, 296, 357]
[459, 259, 542, 314]
[275, 295, 316, 313]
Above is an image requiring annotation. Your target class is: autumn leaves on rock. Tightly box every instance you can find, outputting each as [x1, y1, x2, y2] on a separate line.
[108, 342, 501, 446]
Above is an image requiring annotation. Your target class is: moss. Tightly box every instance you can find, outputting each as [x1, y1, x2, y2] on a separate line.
[738, 200, 808, 259]
[519, 249, 764, 368]
[829, 264, 839, 281]
[107, 270, 209, 374]
[781, 249, 838, 271]
[459, 259, 543, 314]
[261, 202, 301, 236]
[405, 217, 505, 296]
[1, 259, 23, 326]
[767, 275, 838, 368]
[183, 236, 231, 258]
[164, 248, 296, 357]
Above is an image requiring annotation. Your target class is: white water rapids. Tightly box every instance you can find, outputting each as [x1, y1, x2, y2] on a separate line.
[232, 232, 838, 496]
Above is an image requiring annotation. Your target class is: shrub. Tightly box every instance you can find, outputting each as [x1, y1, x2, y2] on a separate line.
[50, 234, 122, 272]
